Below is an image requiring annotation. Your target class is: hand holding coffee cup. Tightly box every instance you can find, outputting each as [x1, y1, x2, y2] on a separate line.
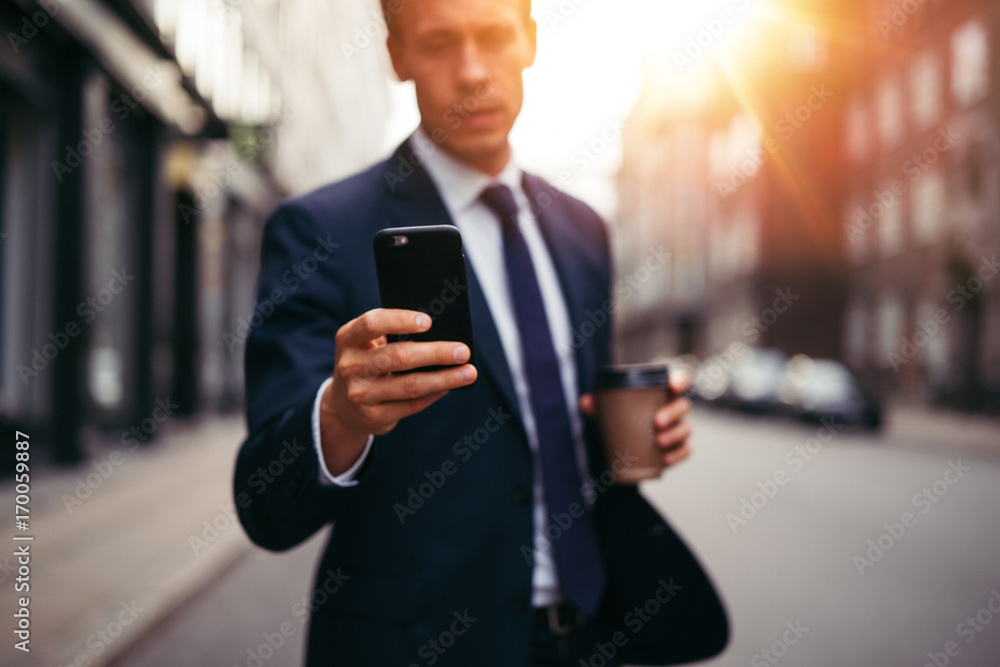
[579, 364, 692, 483]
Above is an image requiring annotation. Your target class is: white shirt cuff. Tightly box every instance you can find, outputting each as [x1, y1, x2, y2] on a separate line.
[311, 377, 375, 487]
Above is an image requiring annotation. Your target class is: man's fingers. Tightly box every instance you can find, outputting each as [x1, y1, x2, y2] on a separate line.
[360, 386, 456, 435]
[336, 309, 431, 348]
[656, 421, 691, 451]
[362, 340, 471, 377]
[669, 370, 691, 397]
[662, 440, 691, 467]
[381, 390, 451, 426]
[654, 396, 691, 429]
[357, 364, 477, 405]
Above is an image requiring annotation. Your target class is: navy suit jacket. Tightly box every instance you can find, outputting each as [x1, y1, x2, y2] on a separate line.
[235, 141, 728, 666]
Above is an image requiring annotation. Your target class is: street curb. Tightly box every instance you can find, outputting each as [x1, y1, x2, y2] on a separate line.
[78, 526, 252, 667]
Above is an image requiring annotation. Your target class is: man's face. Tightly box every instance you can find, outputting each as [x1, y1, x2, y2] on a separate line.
[387, 0, 536, 175]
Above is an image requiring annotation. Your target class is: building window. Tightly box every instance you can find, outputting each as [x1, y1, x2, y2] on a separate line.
[674, 125, 703, 166]
[910, 49, 943, 131]
[911, 168, 945, 244]
[877, 75, 904, 148]
[952, 18, 989, 107]
[788, 23, 827, 71]
[709, 131, 728, 178]
[675, 255, 706, 299]
[846, 94, 870, 163]
[727, 114, 758, 169]
[879, 183, 903, 256]
[845, 301, 869, 367]
[917, 301, 950, 387]
[877, 294, 904, 367]
[736, 215, 758, 276]
[709, 223, 725, 281]
[964, 144, 985, 200]
[982, 295, 1000, 388]
[844, 192, 869, 263]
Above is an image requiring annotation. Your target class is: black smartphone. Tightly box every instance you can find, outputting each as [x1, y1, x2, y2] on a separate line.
[373, 225, 476, 380]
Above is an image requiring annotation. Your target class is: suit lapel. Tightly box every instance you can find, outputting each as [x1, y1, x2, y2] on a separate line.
[381, 142, 524, 436]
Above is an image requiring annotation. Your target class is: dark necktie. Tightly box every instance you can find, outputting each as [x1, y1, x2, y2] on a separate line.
[479, 184, 606, 616]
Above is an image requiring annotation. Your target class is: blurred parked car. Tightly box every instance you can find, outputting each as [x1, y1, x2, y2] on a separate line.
[778, 355, 883, 430]
[721, 348, 789, 413]
[692, 354, 729, 403]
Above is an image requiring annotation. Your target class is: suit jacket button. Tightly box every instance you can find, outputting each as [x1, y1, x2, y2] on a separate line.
[508, 593, 529, 613]
[512, 483, 531, 506]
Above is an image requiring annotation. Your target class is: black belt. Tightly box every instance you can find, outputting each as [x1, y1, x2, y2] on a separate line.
[532, 601, 588, 636]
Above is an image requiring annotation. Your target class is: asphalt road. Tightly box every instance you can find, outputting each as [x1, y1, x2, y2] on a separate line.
[648, 407, 1000, 667]
[113, 407, 1000, 667]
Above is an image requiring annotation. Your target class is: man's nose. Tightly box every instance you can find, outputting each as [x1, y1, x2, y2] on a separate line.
[457, 42, 490, 89]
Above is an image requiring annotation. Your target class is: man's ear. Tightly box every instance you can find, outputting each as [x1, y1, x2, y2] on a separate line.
[523, 16, 537, 69]
[386, 35, 411, 82]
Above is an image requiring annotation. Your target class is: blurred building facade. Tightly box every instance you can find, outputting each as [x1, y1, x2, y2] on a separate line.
[842, 0, 1000, 406]
[615, 0, 1000, 408]
[1, 0, 392, 464]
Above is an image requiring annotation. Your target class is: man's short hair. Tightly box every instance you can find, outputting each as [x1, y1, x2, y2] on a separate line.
[381, 0, 533, 35]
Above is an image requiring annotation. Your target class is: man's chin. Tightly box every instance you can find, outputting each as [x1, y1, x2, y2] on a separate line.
[441, 133, 510, 171]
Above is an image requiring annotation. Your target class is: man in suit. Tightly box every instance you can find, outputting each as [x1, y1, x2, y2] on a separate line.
[235, 0, 728, 664]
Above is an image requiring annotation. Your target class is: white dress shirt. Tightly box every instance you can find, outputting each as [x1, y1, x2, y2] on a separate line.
[311, 127, 590, 606]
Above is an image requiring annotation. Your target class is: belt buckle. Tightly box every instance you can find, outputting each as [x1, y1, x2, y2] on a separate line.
[547, 603, 573, 636]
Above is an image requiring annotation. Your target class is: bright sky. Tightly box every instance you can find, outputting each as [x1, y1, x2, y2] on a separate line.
[384, 0, 745, 218]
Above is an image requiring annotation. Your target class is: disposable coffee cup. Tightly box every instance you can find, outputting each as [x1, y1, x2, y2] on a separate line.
[595, 363, 671, 484]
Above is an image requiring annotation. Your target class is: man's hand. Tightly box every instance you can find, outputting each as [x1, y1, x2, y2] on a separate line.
[579, 372, 693, 470]
[320, 308, 477, 475]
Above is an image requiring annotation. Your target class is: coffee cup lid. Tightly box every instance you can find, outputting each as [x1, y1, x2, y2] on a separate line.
[596, 363, 669, 389]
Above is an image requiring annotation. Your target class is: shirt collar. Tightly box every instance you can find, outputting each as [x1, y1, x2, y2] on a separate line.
[410, 126, 523, 215]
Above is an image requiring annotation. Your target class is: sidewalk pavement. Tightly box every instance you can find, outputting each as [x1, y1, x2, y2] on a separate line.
[884, 399, 1000, 461]
[0, 415, 253, 667]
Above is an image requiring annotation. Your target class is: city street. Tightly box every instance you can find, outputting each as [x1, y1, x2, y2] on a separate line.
[5, 1, 999, 666]
[110, 406, 1000, 667]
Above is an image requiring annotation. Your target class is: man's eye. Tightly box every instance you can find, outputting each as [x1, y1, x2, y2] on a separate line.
[480, 28, 512, 47]
[421, 36, 457, 53]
